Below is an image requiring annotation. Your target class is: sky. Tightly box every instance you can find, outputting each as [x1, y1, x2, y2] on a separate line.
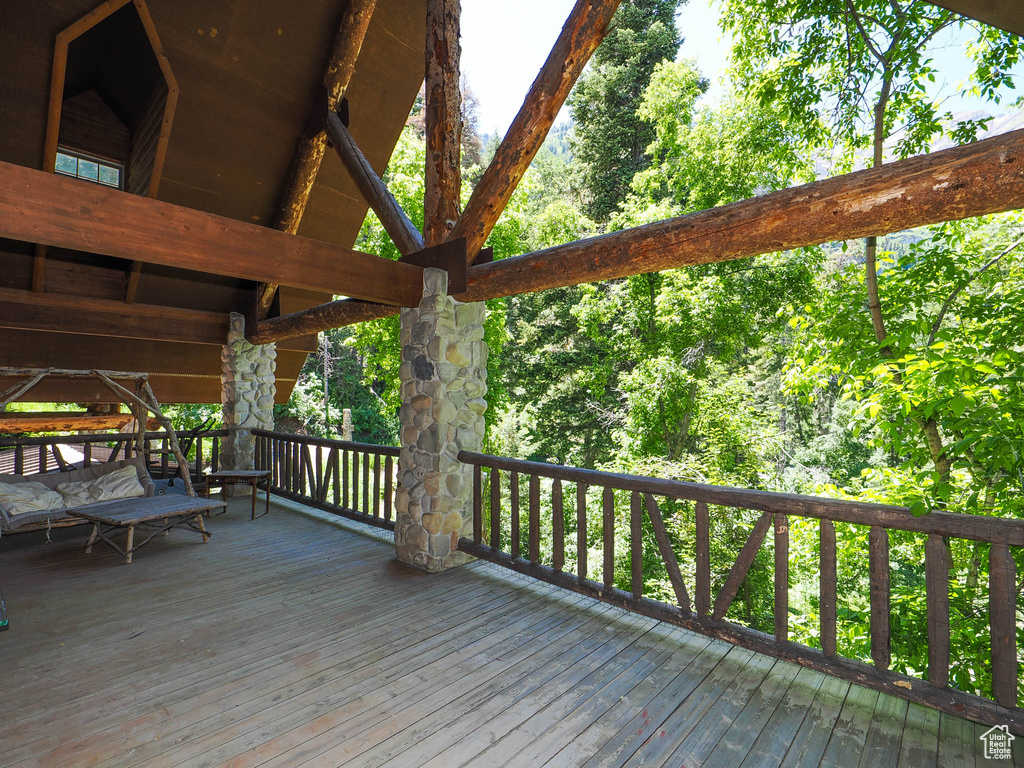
[460, 0, 1023, 137]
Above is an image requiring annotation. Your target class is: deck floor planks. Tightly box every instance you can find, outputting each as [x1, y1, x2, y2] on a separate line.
[27, 575, 534, 768]
[241, 601, 625, 768]
[937, 711, 977, 768]
[89, 577, 570, 768]
[699, 659, 803, 768]
[657, 652, 779, 767]
[432, 616, 665, 768]
[5, 546, 501, 762]
[537, 632, 722, 768]
[370, 611, 656, 768]
[488, 630, 695, 768]
[858, 692, 910, 767]
[189, 589, 601, 768]
[736, 666, 828, 768]
[818, 682, 881, 767]
[0, 496, 1000, 768]
[573, 637, 735, 768]
[897, 704, 940, 768]
[777, 673, 851, 767]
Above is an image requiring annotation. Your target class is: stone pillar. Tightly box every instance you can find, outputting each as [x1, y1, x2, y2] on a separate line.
[220, 312, 277, 472]
[395, 268, 487, 572]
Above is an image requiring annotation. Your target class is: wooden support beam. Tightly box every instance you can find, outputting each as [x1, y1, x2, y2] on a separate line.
[325, 111, 424, 256]
[252, 127, 1024, 343]
[0, 161, 423, 307]
[31, 244, 46, 292]
[0, 413, 158, 434]
[448, 0, 621, 263]
[462, 128, 1024, 301]
[257, 0, 379, 319]
[424, 0, 462, 247]
[0, 286, 231, 345]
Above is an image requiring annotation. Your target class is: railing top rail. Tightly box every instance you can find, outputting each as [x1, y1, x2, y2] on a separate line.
[458, 450, 1024, 546]
[253, 428, 400, 456]
[0, 428, 230, 448]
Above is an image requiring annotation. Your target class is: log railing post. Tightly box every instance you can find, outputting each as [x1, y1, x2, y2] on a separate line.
[820, 519, 837, 657]
[774, 513, 789, 643]
[869, 526, 891, 671]
[990, 543, 1018, 707]
[489, 468, 501, 549]
[552, 478, 565, 572]
[577, 483, 588, 580]
[925, 533, 951, 688]
[602, 486, 615, 589]
[695, 500, 711, 617]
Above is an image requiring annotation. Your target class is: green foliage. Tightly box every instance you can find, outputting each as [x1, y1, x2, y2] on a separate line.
[569, 0, 686, 221]
[786, 214, 1024, 517]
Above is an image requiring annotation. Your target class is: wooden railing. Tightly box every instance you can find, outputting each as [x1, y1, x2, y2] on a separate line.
[0, 429, 229, 484]
[457, 450, 1024, 731]
[253, 429, 398, 532]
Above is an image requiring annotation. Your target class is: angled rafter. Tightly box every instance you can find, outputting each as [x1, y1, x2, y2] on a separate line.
[0, 161, 424, 307]
[251, 126, 1024, 343]
[325, 111, 424, 255]
[447, 0, 622, 263]
[257, 0, 379, 319]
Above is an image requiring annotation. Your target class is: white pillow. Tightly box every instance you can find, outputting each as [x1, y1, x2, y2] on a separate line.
[0, 481, 65, 516]
[91, 465, 146, 503]
[57, 480, 101, 508]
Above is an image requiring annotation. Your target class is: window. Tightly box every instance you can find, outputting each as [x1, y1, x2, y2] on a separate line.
[54, 149, 123, 189]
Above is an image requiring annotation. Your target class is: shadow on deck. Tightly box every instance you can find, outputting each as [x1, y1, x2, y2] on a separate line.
[0, 497, 1018, 767]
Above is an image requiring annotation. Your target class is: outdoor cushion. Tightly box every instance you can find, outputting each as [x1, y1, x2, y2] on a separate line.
[0, 481, 65, 517]
[91, 465, 146, 502]
[56, 479, 101, 508]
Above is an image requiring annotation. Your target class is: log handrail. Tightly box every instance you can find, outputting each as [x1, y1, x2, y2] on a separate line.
[456, 449, 1023, 733]
[252, 429, 396, 531]
[0, 429, 230, 485]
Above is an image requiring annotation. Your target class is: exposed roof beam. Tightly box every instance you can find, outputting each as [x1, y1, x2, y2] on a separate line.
[0, 286, 231, 345]
[326, 111, 424, 255]
[257, 0, 379, 319]
[0, 160, 424, 307]
[251, 126, 1024, 344]
[448, 0, 622, 264]
[927, 1, 1024, 37]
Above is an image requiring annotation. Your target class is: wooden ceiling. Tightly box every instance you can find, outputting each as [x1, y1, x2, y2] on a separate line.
[0, 0, 425, 404]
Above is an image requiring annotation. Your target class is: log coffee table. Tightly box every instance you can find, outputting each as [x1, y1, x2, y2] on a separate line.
[202, 470, 271, 520]
[69, 495, 226, 564]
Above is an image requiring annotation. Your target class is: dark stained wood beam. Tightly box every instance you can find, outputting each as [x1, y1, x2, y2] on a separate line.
[325, 111, 424, 255]
[257, 0, 379, 319]
[927, 1, 1024, 37]
[0, 161, 424, 307]
[448, 0, 622, 263]
[251, 127, 1024, 343]
[31, 244, 46, 292]
[0, 286, 231, 345]
[423, 0, 462, 247]
[460, 128, 1024, 301]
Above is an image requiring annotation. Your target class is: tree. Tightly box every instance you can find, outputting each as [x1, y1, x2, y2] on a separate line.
[568, 0, 685, 222]
[721, 0, 1022, 483]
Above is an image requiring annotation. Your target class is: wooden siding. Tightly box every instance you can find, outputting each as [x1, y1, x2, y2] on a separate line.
[0, 497, 1019, 767]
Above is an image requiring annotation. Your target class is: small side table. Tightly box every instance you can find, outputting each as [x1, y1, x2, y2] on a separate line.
[203, 470, 271, 520]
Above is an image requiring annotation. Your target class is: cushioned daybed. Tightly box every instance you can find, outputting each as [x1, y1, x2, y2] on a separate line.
[0, 457, 155, 534]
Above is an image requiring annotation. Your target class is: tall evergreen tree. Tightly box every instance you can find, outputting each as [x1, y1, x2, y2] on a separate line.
[568, 0, 684, 223]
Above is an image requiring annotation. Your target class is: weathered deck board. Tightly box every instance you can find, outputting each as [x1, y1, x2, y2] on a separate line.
[0, 496, 999, 767]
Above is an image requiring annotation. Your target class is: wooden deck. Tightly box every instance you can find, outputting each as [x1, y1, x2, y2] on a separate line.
[0, 496, 1019, 768]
